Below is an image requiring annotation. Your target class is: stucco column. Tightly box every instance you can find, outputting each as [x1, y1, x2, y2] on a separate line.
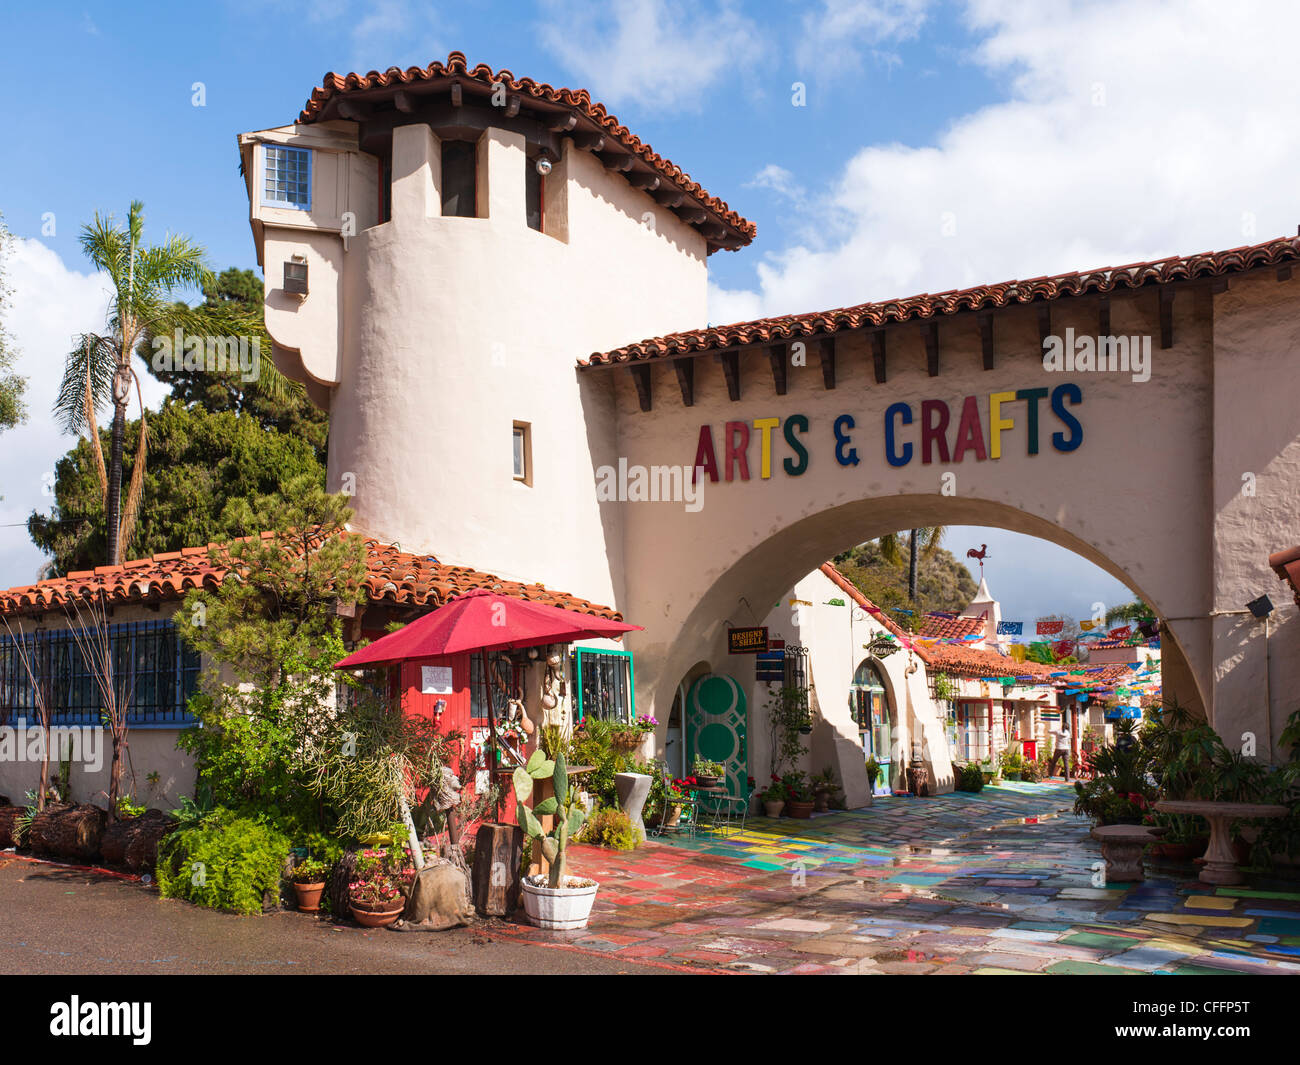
[477, 127, 526, 226]
[391, 123, 440, 222]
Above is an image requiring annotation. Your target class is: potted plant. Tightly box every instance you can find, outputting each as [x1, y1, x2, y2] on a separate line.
[514, 750, 598, 930]
[692, 757, 726, 788]
[610, 714, 657, 752]
[783, 772, 815, 818]
[759, 777, 785, 817]
[1002, 750, 1024, 781]
[865, 757, 883, 795]
[291, 857, 330, 913]
[348, 848, 407, 928]
[812, 767, 838, 812]
[979, 759, 998, 785]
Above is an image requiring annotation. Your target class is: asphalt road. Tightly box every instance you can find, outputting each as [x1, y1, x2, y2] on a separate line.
[0, 855, 670, 975]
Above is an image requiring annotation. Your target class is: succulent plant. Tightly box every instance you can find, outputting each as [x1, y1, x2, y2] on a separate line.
[513, 749, 586, 888]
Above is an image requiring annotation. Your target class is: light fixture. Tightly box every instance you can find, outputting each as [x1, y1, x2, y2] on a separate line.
[535, 155, 553, 176]
[1246, 595, 1274, 619]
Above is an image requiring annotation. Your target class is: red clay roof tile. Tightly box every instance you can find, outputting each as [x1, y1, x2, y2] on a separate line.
[918, 613, 986, 640]
[297, 51, 754, 252]
[580, 233, 1300, 367]
[0, 536, 620, 621]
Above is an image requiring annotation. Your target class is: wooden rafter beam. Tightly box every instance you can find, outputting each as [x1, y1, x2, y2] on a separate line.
[630, 364, 652, 412]
[768, 344, 788, 396]
[978, 312, 994, 371]
[572, 132, 605, 152]
[393, 90, 415, 113]
[627, 172, 660, 191]
[450, 82, 463, 108]
[871, 330, 887, 384]
[818, 337, 836, 390]
[547, 113, 577, 133]
[504, 94, 521, 118]
[674, 357, 695, 407]
[598, 152, 634, 172]
[1159, 288, 1175, 350]
[923, 321, 940, 377]
[720, 351, 741, 401]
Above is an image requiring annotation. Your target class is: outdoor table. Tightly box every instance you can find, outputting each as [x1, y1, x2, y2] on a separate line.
[1089, 824, 1164, 883]
[690, 784, 746, 838]
[1154, 800, 1287, 885]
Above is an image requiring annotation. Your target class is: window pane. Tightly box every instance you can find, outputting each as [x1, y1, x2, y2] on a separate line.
[513, 427, 525, 478]
[526, 158, 543, 232]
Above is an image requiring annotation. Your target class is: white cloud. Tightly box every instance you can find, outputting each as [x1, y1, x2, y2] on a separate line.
[744, 164, 806, 204]
[538, 0, 767, 112]
[0, 239, 169, 588]
[796, 0, 931, 75]
[715, 0, 1300, 320]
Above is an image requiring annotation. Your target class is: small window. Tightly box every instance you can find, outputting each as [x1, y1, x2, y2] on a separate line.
[526, 157, 544, 233]
[572, 648, 635, 723]
[512, 422, 531, 484]
[263, 145, 311, 209]
[441, 140, 477, 217]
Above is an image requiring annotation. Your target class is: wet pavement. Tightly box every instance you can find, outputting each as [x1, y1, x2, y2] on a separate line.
[4, 781, 1298, 975]
[491, 781, 1300, 974]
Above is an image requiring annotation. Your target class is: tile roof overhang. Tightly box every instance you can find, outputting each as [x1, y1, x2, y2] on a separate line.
[296, 51, 754, 254]
[1269, 545, 1300, 611]
[0, 535, 621, 622]
[918, 613, 986, 640]
[579, 233, 1300, 373]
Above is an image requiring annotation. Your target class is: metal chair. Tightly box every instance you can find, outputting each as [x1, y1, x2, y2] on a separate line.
[694, 788, 747, 838]
[648, 764, 697, 841]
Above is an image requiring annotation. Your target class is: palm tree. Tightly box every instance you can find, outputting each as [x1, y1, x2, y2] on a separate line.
[55, 202, 212, 565]
[879, 527, 946, 604]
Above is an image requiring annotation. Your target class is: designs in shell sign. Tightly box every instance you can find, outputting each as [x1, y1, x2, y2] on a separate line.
[690, 385, 1084, 482]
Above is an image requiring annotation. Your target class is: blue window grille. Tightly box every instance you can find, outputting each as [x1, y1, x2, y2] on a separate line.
[0, 620, 200, 727]
[263, 145, 311, 209]
[571, 647, 634, 723]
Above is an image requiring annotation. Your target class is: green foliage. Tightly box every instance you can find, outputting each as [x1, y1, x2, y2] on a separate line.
[692, 757, 724, 777]
[115, 796, 147, 820]
[29, 401, 324, 575]
[569, 718, 648, 808]
[290, 857, 331, 884]
[780, 771, 812, 803]
[177, 474, 367, 689]
[767, 685, 810, 778]
[1073, 720, 1155, 824]
[832, 538, 977, 620]
[931, 673, 959, 702]
[582, 808, 638, 850]
[865, 756, 882, 786]
[954, 763, 985, 792]
[514, 751, 588, 888]
[156, 809, 291, 915]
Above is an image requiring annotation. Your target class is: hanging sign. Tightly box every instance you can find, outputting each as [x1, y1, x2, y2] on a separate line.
[866, 636, 900, 658]
[421, 665, 454, 694]
[728, 626, 769, 654]
[755, 650, 785, 682]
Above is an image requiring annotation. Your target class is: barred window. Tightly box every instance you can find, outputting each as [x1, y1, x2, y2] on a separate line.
[0, 620, 200, 726]
[572, 648, 634, 723]
[471, 652, 523, 723]
[783, 645, 808, 691]
[264, 145, 311, 209]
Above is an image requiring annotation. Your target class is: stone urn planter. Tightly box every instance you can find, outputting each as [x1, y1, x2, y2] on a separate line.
[813, 787, 832, 812]
[1091, 824, 1164, 883]
[520, 874, 599, 930]
[763, 799, 785, 818]
[786, 799, 814, 819]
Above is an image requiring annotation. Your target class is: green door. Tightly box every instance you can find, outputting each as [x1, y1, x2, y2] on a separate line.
[686, 673, 748, 798]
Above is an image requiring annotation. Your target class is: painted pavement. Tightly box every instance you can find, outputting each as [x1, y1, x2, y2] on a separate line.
[488, 782, 1300, 974]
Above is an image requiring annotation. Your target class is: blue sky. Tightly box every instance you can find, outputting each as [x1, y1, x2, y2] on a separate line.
[4, 0, 1299, 621]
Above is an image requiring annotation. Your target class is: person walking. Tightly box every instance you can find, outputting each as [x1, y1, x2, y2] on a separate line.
[1048, 717, 1072, 779]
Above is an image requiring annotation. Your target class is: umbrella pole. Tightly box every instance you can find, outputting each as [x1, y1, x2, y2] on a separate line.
[485, 649, 501, 823]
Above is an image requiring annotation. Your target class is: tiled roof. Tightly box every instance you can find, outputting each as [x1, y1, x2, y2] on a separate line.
[919, 643, 1057, 683]
[0, 535, 620, 620]
[580, 233, 1300, 367]
[296, 51, 754, 252]
[1269, 545, 1300, 610]
[918, 613, 986, 640]
[817, 563, 914, 646]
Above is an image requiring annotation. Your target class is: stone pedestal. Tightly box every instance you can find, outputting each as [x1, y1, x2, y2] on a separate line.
[615, 772, 652, 843]
[1090, 824, 1163, 883]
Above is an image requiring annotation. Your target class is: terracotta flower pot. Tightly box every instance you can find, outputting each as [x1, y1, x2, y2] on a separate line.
[763, 800, 785, 818]
[349, 898, 405, 928]
[786, 800, 814, 819]
[294, 881, 326, 913]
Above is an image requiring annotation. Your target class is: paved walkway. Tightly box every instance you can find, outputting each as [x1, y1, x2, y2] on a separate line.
[489, 782, 1300, 974]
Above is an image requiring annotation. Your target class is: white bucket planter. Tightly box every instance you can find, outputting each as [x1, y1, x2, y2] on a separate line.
[520, 875, 600, 930]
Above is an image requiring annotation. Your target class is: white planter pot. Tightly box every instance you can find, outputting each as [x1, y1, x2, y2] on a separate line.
[520, 875, 600, 930]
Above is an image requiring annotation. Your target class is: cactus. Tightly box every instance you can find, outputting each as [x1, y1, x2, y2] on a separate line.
[513, 749, 586, 888]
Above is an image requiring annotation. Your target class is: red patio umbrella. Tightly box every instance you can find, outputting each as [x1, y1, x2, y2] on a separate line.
[334, 588, 640, 669]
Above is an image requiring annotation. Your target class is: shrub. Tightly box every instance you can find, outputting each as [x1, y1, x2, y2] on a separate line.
[954, 763, 984, 793]
[581, 807, 638, 850]
[156, 809, 291, 915]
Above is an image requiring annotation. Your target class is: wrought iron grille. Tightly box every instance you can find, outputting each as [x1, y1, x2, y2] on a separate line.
[572, 649, 634, 723]
[0, 620, 200, 726]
